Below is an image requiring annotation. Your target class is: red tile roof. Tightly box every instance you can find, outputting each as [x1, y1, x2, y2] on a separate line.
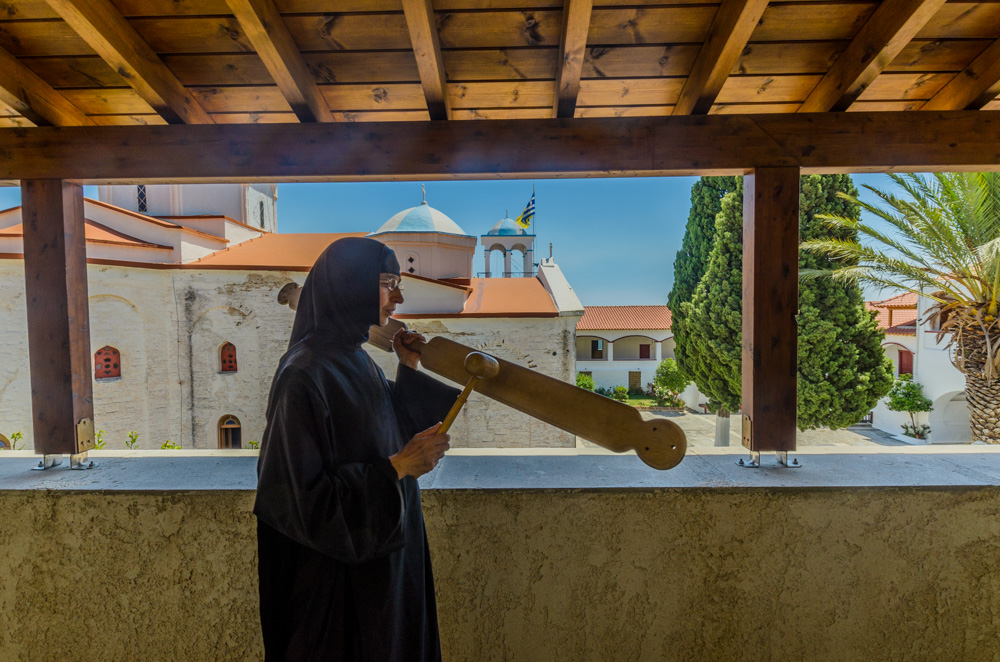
[0, 220, 171, 250]
[185, 232, 366, 270]
[866, 301, 918, 335]
[871, 292, 918, 309]
[577, 306, 672, 331]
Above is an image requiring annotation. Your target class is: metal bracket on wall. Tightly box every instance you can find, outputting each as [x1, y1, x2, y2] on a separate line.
[737, 451, 761, 468]
[31, 454, 63, 470]
[70, 451, 96, 470]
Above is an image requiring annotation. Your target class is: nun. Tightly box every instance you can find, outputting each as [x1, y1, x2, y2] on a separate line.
[254, 237, 459, 661]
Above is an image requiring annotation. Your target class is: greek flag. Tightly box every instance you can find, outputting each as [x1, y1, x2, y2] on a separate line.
[515, 193, 535, 229]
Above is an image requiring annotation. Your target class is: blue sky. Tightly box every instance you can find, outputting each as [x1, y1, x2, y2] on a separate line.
[0, 173, 893, 306]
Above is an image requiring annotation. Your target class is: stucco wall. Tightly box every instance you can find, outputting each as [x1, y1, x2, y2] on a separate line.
[1, 485, 998, 661]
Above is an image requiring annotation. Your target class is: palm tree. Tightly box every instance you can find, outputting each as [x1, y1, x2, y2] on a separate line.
[801, 172, 1000, 443]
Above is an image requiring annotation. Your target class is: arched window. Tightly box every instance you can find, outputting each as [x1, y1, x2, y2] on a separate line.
[220, 342, 238, 373]
[0, 433, 8, 450]
[218, 415, 242, 449]
[95, 346, 121, 380]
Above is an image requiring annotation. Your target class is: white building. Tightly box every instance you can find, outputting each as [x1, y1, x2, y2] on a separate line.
[575, 305, 703, 408]
[0, 185, 582, 450]
[868, 293, 970, 442]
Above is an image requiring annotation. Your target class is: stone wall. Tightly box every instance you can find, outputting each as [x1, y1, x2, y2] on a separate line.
[2, 480, 998, 661]
[0, 262, 577, 449]
[369, 316, 578, 447]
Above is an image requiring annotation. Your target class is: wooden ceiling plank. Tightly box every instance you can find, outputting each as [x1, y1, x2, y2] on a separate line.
[0, 45, 93, 126]
[401, 0, 451, 120]
[673, 0, 769, 115]
[553, 0, 593, 118]
[225, 0, 332, 123]
[6, 112, 1000, 180]
[798, 0, 949, 113]
[923, 39, 1000, 110]
[45, 0, 213, 124]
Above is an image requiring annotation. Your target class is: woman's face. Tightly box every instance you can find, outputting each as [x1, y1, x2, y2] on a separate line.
[378, 273, 404, 325]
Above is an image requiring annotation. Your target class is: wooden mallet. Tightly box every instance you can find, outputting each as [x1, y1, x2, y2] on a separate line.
[438, 352, 500, 434]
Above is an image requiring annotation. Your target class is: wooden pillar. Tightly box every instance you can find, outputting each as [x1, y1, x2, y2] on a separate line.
[21, 180, 94, 456]
[742, 167, 799, 452]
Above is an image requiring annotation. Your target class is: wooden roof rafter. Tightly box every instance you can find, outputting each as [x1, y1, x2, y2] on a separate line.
[553, 0, 593, 119]
[798, 0, 949, 113]
[224, 0, 333, 123]
[402, 0, 451, 121]
[673, 0, 769, 116]
[924, 39, 1000, 111]
[44, 0, 213, 125]
[0, 44, 93, 127]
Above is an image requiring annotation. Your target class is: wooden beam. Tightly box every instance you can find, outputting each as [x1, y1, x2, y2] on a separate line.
[798, 0, 948, 113]
[45, 0, 213, 124]
[0, 45, 93, 127]
[672, 0, 769, 116]
[3, 111, 1000, 182]
[21, 179, 95, 456]
[923, 39, 1000, 111]
[553, 0, 593, 118]
[401, 0, 451, 120]
[742, 166, 799, 453]
[224, 0, 332, 123]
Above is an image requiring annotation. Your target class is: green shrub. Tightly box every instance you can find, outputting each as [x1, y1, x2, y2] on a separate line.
[887, 375, 933, 439]
[595, 387, 612, 398]
[654, 386, 685, 408]
[125, 431, 139, 450]
[576, 373, 595, 391]
[247, 440, 260, 449]
[654, 358, 690, 393]
[160, 440, 181, 450]
[612, 385, 629, 402]
[94, 430, 106, 450]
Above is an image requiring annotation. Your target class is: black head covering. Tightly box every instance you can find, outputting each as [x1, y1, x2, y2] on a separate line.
[288, 237, 400, 348]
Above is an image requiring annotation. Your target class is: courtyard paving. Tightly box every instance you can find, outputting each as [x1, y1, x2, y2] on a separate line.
[579, 410, 911, 449]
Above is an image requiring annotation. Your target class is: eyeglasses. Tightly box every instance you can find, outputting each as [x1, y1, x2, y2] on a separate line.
[379, 276, 402, 292]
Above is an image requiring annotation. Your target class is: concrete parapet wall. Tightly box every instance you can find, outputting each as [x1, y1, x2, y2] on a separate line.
[1, 458, 999, 660]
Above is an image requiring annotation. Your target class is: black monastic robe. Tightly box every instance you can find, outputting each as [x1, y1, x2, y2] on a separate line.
[254, 237, 458, 661]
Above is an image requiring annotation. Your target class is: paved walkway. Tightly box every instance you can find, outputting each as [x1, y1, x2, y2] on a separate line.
[581, 410, 912, 449]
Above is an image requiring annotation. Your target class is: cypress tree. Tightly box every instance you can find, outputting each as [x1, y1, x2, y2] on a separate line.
[680, 182, 744, 414]
[796, 174, 894, 429]
[668, 176, 740, 376]
[680, 175, 894, 430]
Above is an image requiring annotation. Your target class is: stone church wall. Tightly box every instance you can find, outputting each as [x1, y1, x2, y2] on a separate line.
[0, 262, 576, 450]
[367, 316, 579, 448]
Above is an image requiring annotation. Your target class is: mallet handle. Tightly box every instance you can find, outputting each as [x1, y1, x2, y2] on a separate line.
[439, 377, 478, 434]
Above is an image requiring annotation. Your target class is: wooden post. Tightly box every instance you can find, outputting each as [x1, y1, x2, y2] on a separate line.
[21, 179, 95, 457]
[742, 167, 799, 453]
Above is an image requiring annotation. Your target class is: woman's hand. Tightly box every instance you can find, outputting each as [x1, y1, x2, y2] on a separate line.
[393, 328, 425, 370]
[389, 423, 450, 479]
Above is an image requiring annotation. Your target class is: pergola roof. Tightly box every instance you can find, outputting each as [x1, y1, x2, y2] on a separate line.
[3, 0, 1000, 129]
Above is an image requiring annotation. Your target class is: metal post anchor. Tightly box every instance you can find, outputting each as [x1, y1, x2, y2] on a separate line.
[70, 451, 96, 470]
[737, 451, 802, 468]
[776, 451, 801, 468]
[32, 455, 63, 470]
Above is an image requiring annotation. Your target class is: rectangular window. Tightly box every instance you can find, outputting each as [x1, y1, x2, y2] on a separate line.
[137, 184, 147, 213]
[639, 344, 650, 359]
[898, 350, 913, 376]
[591, 339, 604, 360]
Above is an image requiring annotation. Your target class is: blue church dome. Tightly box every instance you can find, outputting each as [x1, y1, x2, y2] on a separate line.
[371, 201, 470, 236]
[486, 217, 527, 236]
